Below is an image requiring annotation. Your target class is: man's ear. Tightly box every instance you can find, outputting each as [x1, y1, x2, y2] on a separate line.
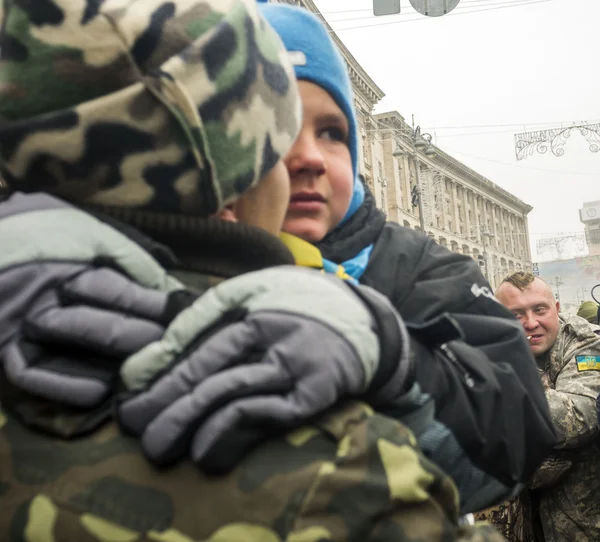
[556, 301, 561, 313]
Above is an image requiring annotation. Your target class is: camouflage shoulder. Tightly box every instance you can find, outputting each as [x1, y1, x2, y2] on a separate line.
[289, 402, 506, 541]
[1, 406, 329, 541]
[561, 313, 600, 344]
[1, 402, 505, 541]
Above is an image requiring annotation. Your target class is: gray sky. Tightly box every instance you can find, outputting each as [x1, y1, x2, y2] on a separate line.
[314, 0, 600, 262]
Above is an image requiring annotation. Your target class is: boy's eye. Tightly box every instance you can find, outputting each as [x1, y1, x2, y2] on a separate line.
[319, 126, 347, 143]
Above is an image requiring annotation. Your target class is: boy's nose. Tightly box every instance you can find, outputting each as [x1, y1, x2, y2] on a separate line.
[286, 133, 326, 176]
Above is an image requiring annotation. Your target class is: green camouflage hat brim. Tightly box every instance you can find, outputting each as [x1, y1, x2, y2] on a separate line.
[0, 0, 300, 216]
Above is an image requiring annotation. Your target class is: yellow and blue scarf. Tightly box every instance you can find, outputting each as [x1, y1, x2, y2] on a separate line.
[279, 233, 356, 284]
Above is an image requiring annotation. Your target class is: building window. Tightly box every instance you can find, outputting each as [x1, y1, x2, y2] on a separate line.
[380, 182, 388, 218]
[363, 142, 371, 169]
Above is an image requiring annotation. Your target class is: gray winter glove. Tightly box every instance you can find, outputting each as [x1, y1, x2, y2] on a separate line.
[118, 266, 412, 471]
[0, 192, 187, 436]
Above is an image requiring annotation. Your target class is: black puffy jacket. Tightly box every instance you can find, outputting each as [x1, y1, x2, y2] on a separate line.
[318, 186, 557, 513]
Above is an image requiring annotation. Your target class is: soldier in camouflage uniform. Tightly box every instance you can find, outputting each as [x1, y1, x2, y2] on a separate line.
[476, 272, 600, 542]
[0, 0, 505, 540]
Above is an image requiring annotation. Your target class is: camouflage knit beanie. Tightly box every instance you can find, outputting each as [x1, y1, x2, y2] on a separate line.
[577, 300, 599, 324]
[0, 0, 301, 218]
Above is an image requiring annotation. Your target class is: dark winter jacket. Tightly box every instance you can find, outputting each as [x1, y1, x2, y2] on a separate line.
[317, 186, 557, 512]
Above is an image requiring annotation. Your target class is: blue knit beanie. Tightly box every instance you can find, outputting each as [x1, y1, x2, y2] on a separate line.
[258, 1, 364, 224]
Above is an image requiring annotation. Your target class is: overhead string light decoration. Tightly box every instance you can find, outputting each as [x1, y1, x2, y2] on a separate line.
[515, 122, 600, 160]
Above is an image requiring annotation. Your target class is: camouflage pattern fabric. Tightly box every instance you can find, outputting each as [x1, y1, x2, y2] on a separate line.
[541, 315, 600, 450]
[0, 401, 506, 541]
[476, 314, 600, 541]
[0, 0, 301, 217]
[474, 498, 530, 542]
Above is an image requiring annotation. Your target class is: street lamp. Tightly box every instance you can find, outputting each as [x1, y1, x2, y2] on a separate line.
[470, 225, 494, 280]
[481, 227, 494, 276]
[392, 119, 436, 233]
[552, 276, 564, 303]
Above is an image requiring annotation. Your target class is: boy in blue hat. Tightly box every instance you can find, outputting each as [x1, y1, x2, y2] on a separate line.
[259, 1, 556, 515]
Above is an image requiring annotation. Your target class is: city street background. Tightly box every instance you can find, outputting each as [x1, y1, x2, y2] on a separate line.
[314, 0, 600, 262]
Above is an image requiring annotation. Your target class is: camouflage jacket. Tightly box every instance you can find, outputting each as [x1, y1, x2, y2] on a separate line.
[0, 401, 506, 542]
[476, 314, 600, 542]
[0, 196, 506, 541]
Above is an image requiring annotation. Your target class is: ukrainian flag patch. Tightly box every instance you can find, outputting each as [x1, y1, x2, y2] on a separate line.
[575, 355, 600, 372]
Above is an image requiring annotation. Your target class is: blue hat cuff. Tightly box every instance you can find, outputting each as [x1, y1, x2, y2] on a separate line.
[259, 2, 365, 225]
[339, 175, 364, 225]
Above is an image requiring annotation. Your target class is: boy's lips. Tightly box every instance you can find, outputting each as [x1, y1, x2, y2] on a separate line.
[288, 192, 327, 212]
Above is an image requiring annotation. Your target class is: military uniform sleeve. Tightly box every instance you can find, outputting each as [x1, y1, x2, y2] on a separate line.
[528, 454, 573, 489]
[546, 347, 600, 449]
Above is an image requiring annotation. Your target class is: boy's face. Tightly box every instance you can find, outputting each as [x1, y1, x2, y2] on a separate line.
[217, 160, 290, 236]
[282, 81, 354, 243]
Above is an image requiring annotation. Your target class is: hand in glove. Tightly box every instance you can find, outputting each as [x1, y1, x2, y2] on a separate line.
[0, 192, 191, 435]
[118, 266, 413, 472]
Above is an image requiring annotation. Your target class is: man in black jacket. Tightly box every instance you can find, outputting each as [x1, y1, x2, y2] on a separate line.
[326, 187, 556, 512]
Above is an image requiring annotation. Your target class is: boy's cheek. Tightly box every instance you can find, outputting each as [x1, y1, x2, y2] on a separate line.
[230, 162, 290, 236]
[329, 183, 355, 229]
[328, 157, 355, 218]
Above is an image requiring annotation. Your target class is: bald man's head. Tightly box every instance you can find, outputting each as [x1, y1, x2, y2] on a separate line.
[497, 272, 560, 357]
[496, 272, 554, 302]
